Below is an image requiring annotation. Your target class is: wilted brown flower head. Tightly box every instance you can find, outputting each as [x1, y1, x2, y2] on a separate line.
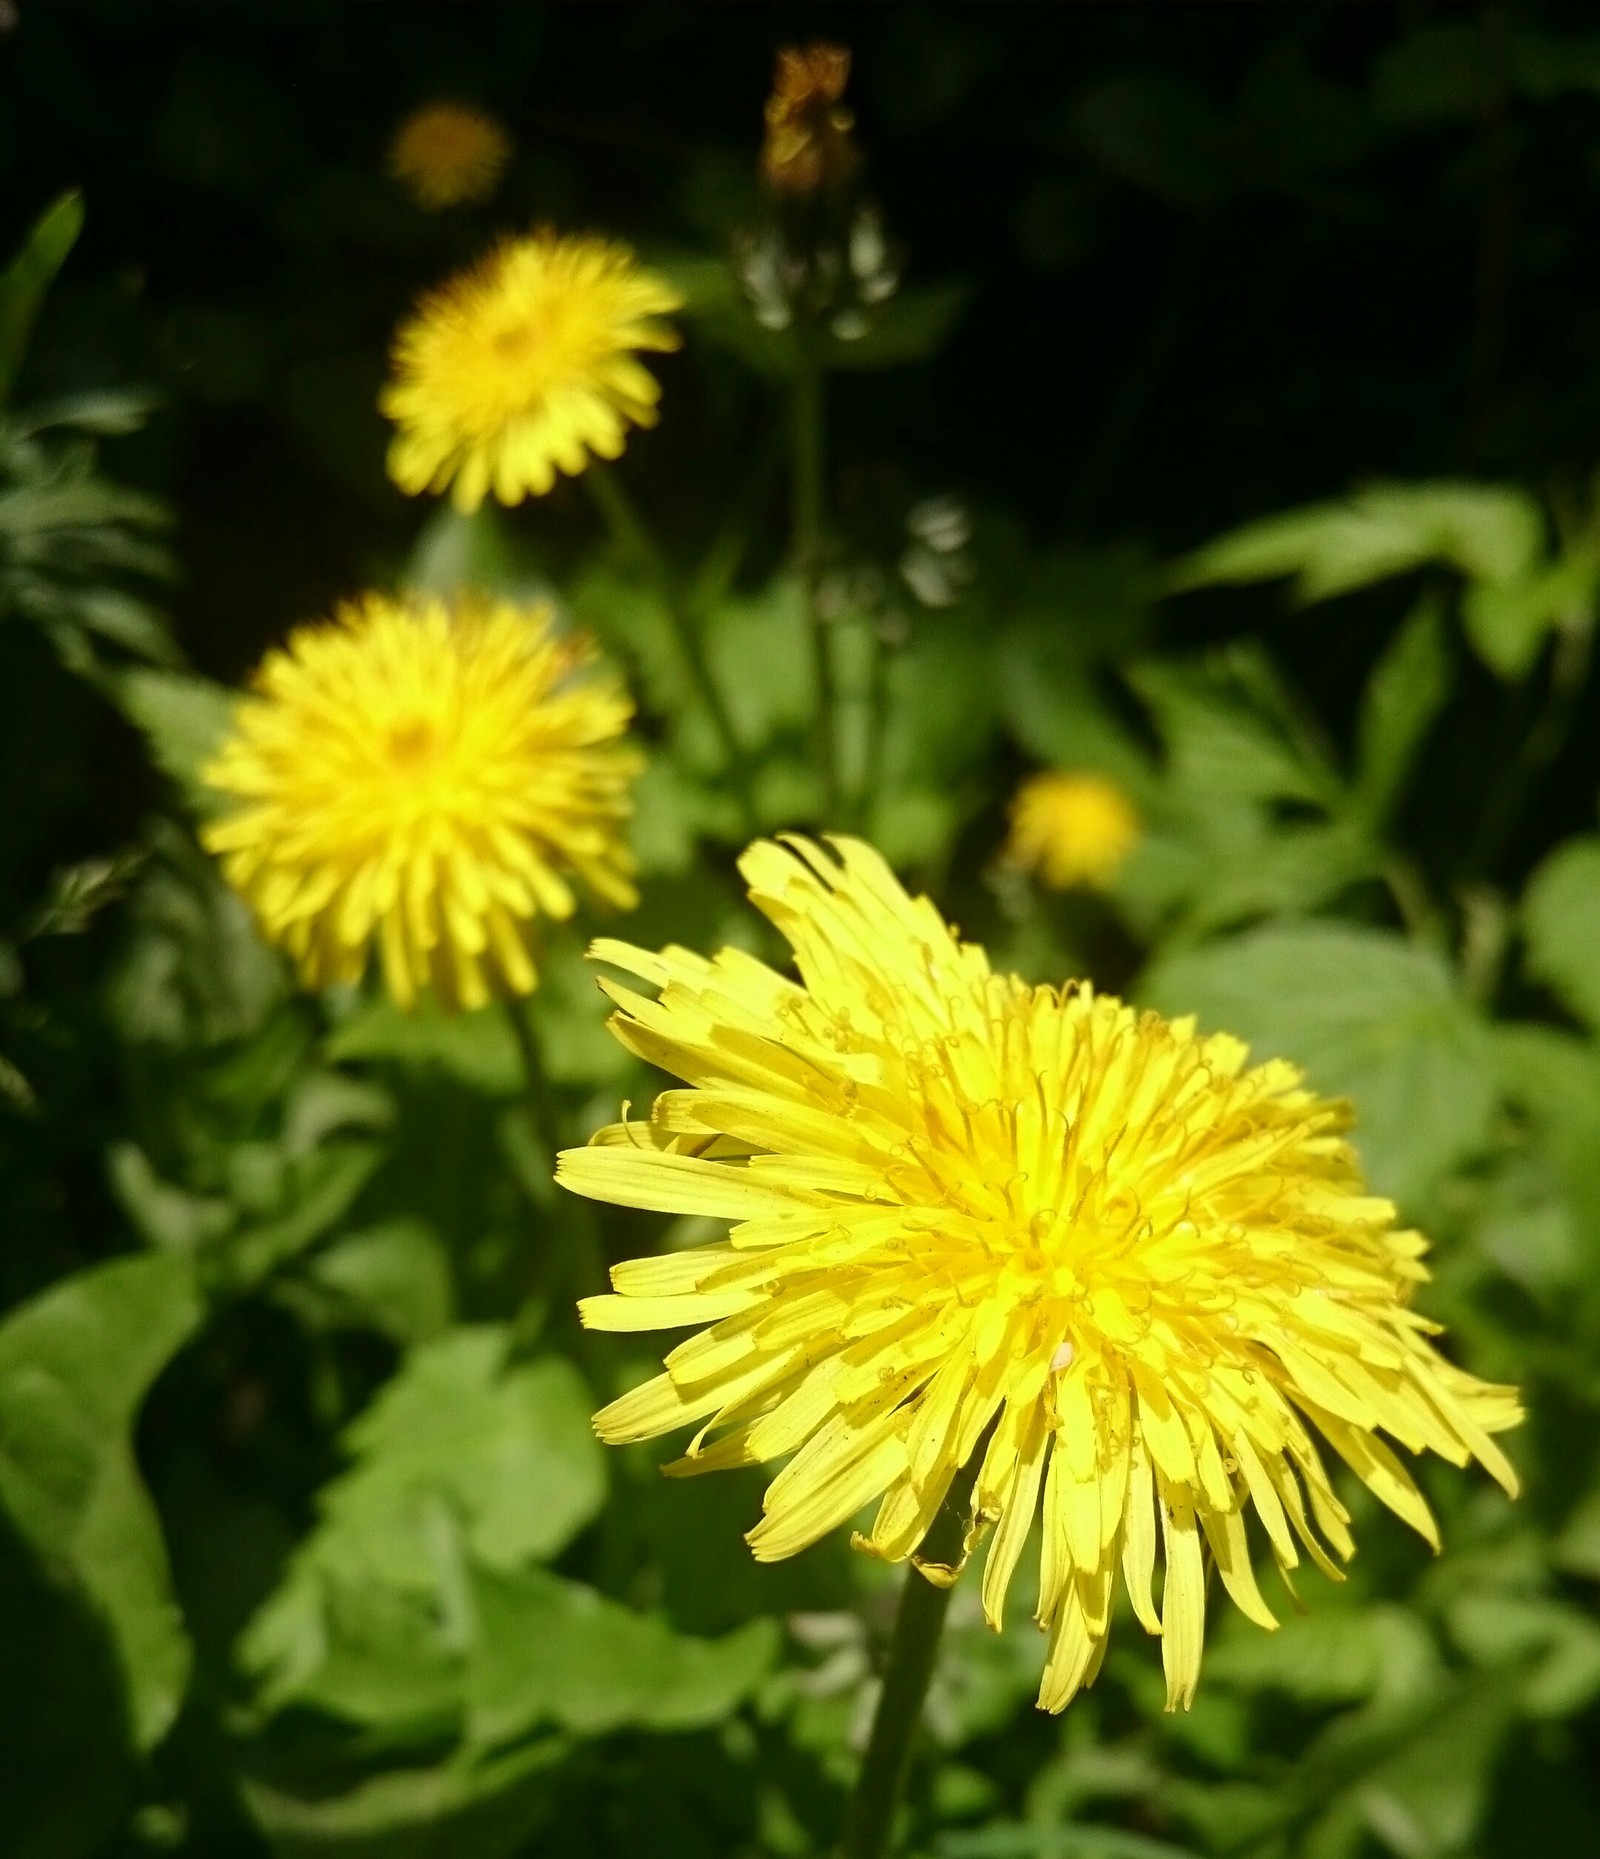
[761, 43, 859, 196]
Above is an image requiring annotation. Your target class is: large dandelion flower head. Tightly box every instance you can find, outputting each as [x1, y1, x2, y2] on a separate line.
[202, 592, 641, 1012]
[382, 232, 683, 513]
[1007, 770, 1142, 892]
[560, 836, 1520, 1713]
[388, 101, 511, 210]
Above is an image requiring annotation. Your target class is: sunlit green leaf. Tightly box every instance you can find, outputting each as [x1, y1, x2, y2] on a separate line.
[0, 192, 84, 403]
[1141, 922, 1495, 1203]
[0, 1253, 203, 1751]
[1522, 836, 1600, 1030]
[1169, 483, 1543, 604]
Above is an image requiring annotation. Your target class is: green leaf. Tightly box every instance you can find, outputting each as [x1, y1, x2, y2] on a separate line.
[1205, 1602, 1439, 1707]
[0, 1253, 204, 1751]
[222, 1140, 386, 1292]
[1522, 836, 1600, 1029]
[0, 1514, 135, 1859]
[104, 820, 285, 1050]
[940, 1827, 1201, 1859]
[0, 192, 84, 402]
[113, 669, 237, 814]
[242, 1735, 566, 1859]
[1141, 923, 1495, 1203]
[465, 1565, 777, 1748]
[326, 996, 523, 1097]
[239, 1331, 606, 1732]
[1554, 1485, 1600, 1581]
[665, 251, 969, 379]
[1354, 598, 1452, 821]
[1131, 652, 1339, 808]
[1170, 482, 1543, 604]
[1492, 1023, 1600, 1268]
[1462, 550, 1599, 680]
[402, 501, 552, 604]
[304, 1218, 456, 1347]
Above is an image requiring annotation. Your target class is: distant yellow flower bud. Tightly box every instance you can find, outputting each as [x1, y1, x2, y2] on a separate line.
[1007, 771, 1142, 891]
[388, 101, 511, 211]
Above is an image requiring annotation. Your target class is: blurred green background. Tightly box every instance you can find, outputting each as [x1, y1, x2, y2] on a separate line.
[2, 5, 1600, 1859]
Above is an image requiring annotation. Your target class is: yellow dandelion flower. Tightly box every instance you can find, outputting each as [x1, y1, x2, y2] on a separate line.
[559, 836, 1520, 1714]
[1007, 771, 1142, 892]
[202, 592, 641, 1012]
[388, 101, 511, 211]
[381, 232, 683, 513]
[762, 43, 859, 196]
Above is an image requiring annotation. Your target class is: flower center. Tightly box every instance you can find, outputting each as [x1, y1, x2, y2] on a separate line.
[386, 719, 439, 769]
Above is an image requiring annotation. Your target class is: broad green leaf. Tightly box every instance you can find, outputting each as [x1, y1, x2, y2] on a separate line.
[105, 821, 286, 1049]
[241, 1734, 565, 1859]
[1141, 923, 1495, 1203]
[222, 1140, 385, 1292]
[113, 669, 237, 814]
[1491, 1023, 1600, 1267]
[939, 1827, 1201, 1859]
[531, 941, 638, 1089]
[703, 576, 813, 750]
[466, 1564, 778, 1748]
[1355, 1673, 1517, 1858]
[305, 1218, 455, 1346]
[1131, 653, 1339, 808]
[1521, 836, 1600, 1029]
[1462, 550, 1599, 680]
[1205, 1602, 1440, 1707]
[0, 1253, 203, 1750]
[1555, 1485, 1600, 1580]
[240, 1331, 605, 1731]
[11, 388, 161, 438]
[1447, 1591, 1600, 1717]
[0, 192, 84, 402]
[326, 996, 523, 1097]
[403, 501, 552, 604]
[1354, 598, 1451, 820]
[997, 654, 1155, 798]
[0, 1517, 134, 1859]
[1120, 815, 1383, 944]
[1170, 482, 1543, 604]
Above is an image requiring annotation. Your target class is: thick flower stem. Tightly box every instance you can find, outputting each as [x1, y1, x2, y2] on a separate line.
[791, 348, 839, 822]
[584, 463, 758, 835]
[839, 1458, 981, 1859]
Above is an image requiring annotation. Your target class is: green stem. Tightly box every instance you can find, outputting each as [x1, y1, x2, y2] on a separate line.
[855, 619, 893, 835]
[585, 463, 758, 836]
[1470, 615, 1594, 876]
[838, 1457, 981, 1859]
[508, 997, 559, 1169]
[791, 348, 839, 822]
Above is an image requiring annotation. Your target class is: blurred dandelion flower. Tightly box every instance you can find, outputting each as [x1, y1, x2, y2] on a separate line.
[560, 836, 1521, 1713]
[388, 101, 511, 210]
[1007, 771, 1142, 892]
[762, 43, 859, 196]
[203, 593, 641, 1012]
[382, 232, 683, 512]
